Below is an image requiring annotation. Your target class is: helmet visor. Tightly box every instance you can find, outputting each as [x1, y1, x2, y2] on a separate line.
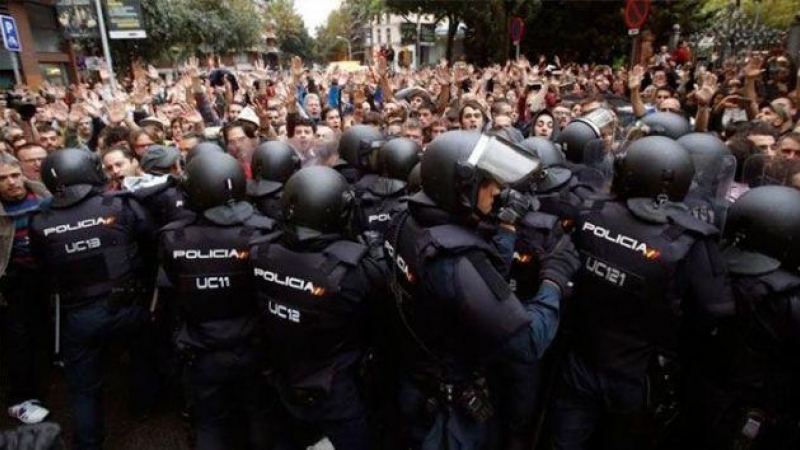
[467, 134, 542, 186]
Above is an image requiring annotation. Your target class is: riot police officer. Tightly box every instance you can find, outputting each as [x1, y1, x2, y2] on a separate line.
[682, 186, 800, 449]
[250, 166, 386, 450]
[677, 132, 736, 228]
[129, 145, 194, 228]
[520, 137, 602, 232]
[354, 137, 419, 249]
[246, 140, 301, 220]
[335, 125, 384, 186]
[29, 148, 159, 450]
[549, 136, 732, 450]
[384, 130, 580, 449]
[158, 151, 277, 450]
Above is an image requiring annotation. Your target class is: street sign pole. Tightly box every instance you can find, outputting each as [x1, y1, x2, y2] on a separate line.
[515, 42, 520, 60]
[93, 0, 116, 93]
[10, 51, 19, 85]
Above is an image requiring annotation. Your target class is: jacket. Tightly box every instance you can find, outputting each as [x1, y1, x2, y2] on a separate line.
[0, 180, 50, 277]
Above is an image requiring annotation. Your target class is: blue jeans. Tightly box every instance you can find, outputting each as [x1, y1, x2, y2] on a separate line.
[61, 298, 158, 450]
[549, 352, 650, 450]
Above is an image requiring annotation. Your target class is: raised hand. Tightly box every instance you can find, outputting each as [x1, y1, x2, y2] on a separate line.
[628, 65, 644, 91]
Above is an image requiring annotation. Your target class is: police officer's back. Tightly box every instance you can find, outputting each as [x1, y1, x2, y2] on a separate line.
[685, 186, 800, 449]
[354, 137, 419, 249]
[158, 151, 276, 450]
[246, 140, 300, 220]
[335, 125, 384, 188]
[29, 148, 158, 450]
[384, 131, 580, 449]
[250, 166, 385, 450]
[128, 144, 194, 228]
[549, 136, 731, 449]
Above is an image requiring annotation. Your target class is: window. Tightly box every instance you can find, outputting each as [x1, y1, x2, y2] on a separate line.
[386, 28, 392, 44]
[26, 3, 63, 53]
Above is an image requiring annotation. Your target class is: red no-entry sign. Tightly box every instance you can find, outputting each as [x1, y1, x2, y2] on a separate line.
[624, 0, 650, 30]
[510, 17, 525, 44]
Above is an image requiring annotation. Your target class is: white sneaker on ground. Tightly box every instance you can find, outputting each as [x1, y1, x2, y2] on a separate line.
[8, 399, 50, 424]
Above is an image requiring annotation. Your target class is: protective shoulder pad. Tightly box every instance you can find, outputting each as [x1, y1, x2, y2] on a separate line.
[521, 211, 559, 230]
[160, 216, 197, 232]
[324, 240, 368, 267]
[723, 246, 781, 276]
[427, 224, 489, 254]
[244, 213, 276, 231]
[250, 230, 281, 247]
[760, 269, 800, 293]
[131, 182, 170, 200]
[667, 208, 719, 237]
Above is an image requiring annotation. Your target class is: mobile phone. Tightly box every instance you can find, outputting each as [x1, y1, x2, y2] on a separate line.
[737, 97, 751, 106]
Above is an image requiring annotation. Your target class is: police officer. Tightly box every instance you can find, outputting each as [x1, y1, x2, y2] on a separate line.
[335, 125, 384, 186]
[250, 166, 386, 450]
[246, 140, 300, 220]
[130, 145, 194, 228]
[682, 186, 800, 450]
[29, 148, 159, 450]
[158, 151, 277, 450]
[520, 137, 602, 232]
[549, 136, 732, 450]
[384, 130, 580, 449]
[677, 132, 736, 228]
[354, 137, 419, 249]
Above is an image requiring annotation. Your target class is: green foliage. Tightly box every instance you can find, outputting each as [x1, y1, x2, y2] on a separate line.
[702, 0, 797, 28]
[264, 0, 317, 63]
[316, 0, 384, 62]
[104, 0, 263, 70]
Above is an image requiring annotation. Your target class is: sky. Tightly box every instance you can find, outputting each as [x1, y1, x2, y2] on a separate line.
[296, 0, 343, 37]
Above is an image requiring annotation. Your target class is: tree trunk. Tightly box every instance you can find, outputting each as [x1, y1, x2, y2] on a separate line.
[446, 14, 458, 62]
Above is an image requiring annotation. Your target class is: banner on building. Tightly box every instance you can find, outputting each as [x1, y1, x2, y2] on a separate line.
[104, 0, 146, 39]
[56, 0, 99, 39]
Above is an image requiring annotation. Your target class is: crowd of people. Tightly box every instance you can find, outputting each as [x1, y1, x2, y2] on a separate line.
[0, 38, 798, 450]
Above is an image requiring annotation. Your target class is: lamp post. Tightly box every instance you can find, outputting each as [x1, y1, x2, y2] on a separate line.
[336, 36, 352, 60]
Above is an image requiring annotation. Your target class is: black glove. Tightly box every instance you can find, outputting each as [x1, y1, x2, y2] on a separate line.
[540, 236, 581, 292]
[495, 188, 532, 226]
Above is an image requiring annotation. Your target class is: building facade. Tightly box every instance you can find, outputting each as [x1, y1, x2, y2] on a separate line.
[368, 12, 464, 69]
[0, 0, 77, 88]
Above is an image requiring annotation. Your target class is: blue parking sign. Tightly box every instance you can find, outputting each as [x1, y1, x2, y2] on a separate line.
[1, 15, 21, 52]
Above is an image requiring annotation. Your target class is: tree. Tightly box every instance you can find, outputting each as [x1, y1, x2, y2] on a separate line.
[264, 0, 317, 63]
[317, 0, 384, 62]
[92, 0, 264, 71]
[385, 0, 466, 62]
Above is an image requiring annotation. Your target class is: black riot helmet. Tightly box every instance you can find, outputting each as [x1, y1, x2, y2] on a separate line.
[677, 132, 735, 199]
[338, 125, 385, 173]
[640, 112, 691, 140]
[407, 162, 422, 194]
[41, 148, 105, 207]
[421, 130, 541, 214]
[612, 136, 695, 201]
[251, 141, 301, 184]
[377, 137, 420, 181]
[281, 166, 353, 240]
[559, 107, 616, 163]
[724, 186, 800, 271]
[186, 141, 225, 166]
[183, 151, 246, 212]
[519, 137, 572, 193]
[520, 137, 566, 167]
